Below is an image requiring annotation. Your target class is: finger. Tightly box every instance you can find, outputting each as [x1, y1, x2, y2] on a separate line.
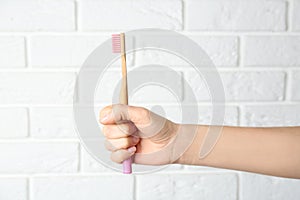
[105, 136, 140, 151]
[102, 122, 137, 139]
[110, 146, 136, 164]
[99, 104, 150, 125]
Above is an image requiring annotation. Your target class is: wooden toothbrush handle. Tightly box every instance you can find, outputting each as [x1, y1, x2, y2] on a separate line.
[120, 77, 128, 104]
[120, 33, 132, 174]
[120, 56, 128, 105]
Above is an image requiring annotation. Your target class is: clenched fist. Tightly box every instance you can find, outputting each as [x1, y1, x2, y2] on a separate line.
[99, 104, 180, 165]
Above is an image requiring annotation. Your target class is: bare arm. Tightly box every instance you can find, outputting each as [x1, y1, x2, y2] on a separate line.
[176, 125, 300, 179]
[100, 105, 300, 179]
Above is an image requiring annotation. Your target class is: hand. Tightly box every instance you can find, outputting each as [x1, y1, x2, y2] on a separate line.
[99, 104, 179, 165]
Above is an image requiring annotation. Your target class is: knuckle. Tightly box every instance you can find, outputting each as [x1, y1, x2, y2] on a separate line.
[104, 140, 114, 151]
[100, 105, 112, 118]
[102, 126, 110, 137]
[119, 124, 129, 135]
[139, 107, 150, 120]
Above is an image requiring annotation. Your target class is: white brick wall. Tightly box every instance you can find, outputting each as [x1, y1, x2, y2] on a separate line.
[0, 178, 27, 200]
[0, 0, 299, 199]
[293, 0, 300, 31]
[32, 176, 134, 200]
[244, 36, 300, 66]
[0, 0, 75, 31]
[0, 36, 25, 67]
[291, 70, 300, 100]
[0, 143, 78, 173]
[186, 0, 286, 31]
[241, 173, 300, 200]
[137, 173, 238, 200]
[0, 108, 28, 138]
[0, 72, 76, 104]
[78, 0, 183, 30]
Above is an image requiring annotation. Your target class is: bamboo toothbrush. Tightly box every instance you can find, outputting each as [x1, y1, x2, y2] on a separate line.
[112, 33, 132, 174]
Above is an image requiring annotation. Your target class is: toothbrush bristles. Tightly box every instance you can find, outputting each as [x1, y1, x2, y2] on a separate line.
[112, 34, 121, 53]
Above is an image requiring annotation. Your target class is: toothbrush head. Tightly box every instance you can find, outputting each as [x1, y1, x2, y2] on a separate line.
[112, 34, 121, 53]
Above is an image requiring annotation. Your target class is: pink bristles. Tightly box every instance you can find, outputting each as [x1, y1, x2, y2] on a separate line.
[112, 34, 121, 53]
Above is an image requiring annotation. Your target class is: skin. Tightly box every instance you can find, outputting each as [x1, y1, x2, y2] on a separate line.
[100, 104, 300, 179]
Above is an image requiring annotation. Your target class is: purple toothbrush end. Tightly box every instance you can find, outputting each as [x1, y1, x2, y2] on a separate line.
[123, 157, 132, 174]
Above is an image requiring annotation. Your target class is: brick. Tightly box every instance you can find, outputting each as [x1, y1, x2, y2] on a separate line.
[81, 147, 115, 173]
[78, 0, 182, 30]
[31, 107, 77, 138]
[293, 0, 300, 31]
[135, 36, 238, 67]
[0, 178, 27, 200]
[184, 71, 285, 102]
[137, 173, 238, 200]
[0, 72, 76, 104]
[221, 72, 285, 101]
[241, 173, 300, 200]
[0, 37, 25, 67]
[30, 36, 111, 67]
[32, 176, 133, 200]
[0, 0, 74, 31]
[0, 143, 78, 173]
[0, 108, 28, 138]
[244, 36, 300, 66]
[291, 71, 300, 101]
[186, 0, 286, 31]
[79, 70, 183, 103]
[241, 105, 300, 127]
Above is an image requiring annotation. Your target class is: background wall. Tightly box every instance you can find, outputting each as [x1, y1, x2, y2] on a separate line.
[0, 0, 300, 199]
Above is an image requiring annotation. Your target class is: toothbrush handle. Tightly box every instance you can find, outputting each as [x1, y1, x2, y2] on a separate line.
[120, 73, 132, 174]
[120, 49, 132, 174]
[123, 157, 132, 174]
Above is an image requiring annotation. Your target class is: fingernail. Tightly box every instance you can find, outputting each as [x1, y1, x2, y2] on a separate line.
[101, 114, 110, 123]
[127, 146, 136, 153]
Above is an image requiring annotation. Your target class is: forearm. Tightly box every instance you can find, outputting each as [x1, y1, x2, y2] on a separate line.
[176, 125, 300, 179]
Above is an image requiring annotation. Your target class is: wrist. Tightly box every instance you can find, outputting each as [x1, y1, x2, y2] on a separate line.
[172, 124, 208, 165]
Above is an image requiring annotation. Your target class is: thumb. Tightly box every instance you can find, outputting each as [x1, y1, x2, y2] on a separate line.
[99, 104, 168, 139]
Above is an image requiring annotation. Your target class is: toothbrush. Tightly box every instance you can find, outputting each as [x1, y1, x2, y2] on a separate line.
[112, 33, 132, 174]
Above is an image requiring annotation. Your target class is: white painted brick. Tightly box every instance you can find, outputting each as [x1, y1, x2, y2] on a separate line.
[80, 70, 183, 103]
[186, 0, 286, 31]
[241, 105, 300, 127]
[135, 36, 238, 67]
[244, 36, 300, 66]
[221, 72, 285, 101]
[32, 176, 133, 200]
[31, 107, 77, 138]
[137, 173, 237, 200]
[30, 36, 110, 67]
[0, 72, 76, 104]
[78, 0, 182, 30]
[0, 36, 25, 68]
[81, 147, 115, 173]
[184, 71, 285, 102]
[0, 178, 27, 200]
[0, 108, 28, 138]
[241, 173, 300, 200]
[291, 71, 300, 101]
[0, 143, 78, 173]
[293, 0, 300, 31]
[183, 165, 228, 172]
[0, 0, 75, 31]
